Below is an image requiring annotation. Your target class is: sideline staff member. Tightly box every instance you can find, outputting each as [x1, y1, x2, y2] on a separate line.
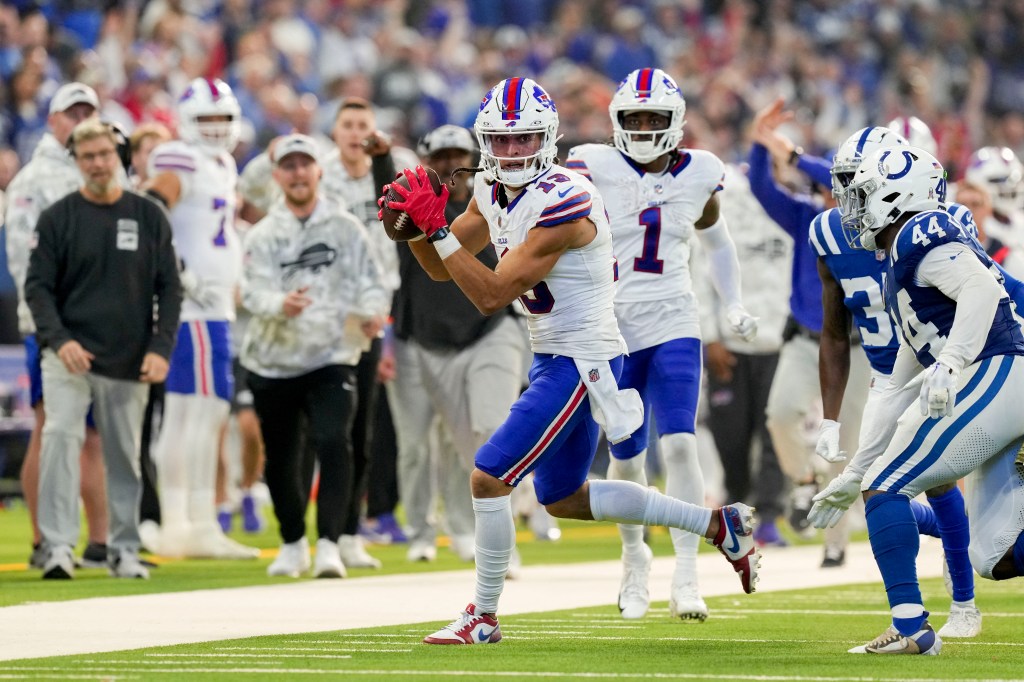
[25, 118, 182, 580]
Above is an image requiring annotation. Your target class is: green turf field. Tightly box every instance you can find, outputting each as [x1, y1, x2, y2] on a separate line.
[3, 579, 1021, 681]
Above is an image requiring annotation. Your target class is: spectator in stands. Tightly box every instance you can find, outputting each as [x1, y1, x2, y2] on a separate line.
[25, 118, 181, 580]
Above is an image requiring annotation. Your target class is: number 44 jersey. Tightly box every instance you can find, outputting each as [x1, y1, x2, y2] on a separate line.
[473, 164, 625, 360]
[566, 144, 724, 350]
[150, 140, 241, 322]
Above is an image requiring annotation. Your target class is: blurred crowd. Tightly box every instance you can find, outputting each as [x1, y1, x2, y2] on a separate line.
[0, 0, 1022, 190]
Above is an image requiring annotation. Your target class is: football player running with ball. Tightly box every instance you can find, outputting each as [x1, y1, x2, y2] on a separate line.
[565, 68, 757, 622]
[381, 77, 761, 645]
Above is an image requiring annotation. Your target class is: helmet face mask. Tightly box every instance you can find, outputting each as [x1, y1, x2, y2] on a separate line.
[842, 146, 946, 250]
[474, 77, 559, 186]
[831, 126, 909, 208]
[610, 68, 685, 163]
[178, 78, 241, 153]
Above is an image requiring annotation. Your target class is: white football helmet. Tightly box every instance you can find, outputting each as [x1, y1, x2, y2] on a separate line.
[965, 146, 1023, 216]
[843, 145, 947, 250]
[832, 127, 909, 212]
[887, 116, 937, 156]
[474, 77, 559, 186]
[177, 77, 242, 153]
[610, 68, 686, 163]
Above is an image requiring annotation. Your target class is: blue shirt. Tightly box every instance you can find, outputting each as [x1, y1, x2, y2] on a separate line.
[747, 143, 824, 333]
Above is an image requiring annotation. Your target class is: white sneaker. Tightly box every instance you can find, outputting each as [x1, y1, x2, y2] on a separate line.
[669, 581, 709, 622]
[618, 544, 653, 619]
[268, 537, 311, 577]
[450, 534, 476, 562]
[42, 545, 75, 580]
[152, 522, 193, 558]
[337, 534, 381, 569]
[138, 520, 161, 554]
[312, 538, 347, 578]
[108, 551, 150, 579]
[407, 540, 437, 562]
[187, 526, 260, 559]
[938, 603, 982, 638]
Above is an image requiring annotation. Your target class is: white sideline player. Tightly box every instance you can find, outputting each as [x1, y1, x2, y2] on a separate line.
[566, 68, 756, 621]
[143, 77, 256, 559]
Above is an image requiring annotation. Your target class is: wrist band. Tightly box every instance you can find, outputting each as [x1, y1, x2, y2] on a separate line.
[432, 231, 461, 259]
[427, 225, 450, 243]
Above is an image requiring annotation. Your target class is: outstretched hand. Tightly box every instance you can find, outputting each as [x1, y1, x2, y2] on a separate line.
[750, 97, 797, 162]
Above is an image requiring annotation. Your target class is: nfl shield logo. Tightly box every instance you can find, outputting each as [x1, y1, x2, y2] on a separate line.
[588, 368, 600, 382]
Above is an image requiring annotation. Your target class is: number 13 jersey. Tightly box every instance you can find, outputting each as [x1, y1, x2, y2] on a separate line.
[567, 144, 724, 350]
[473, 164, 625, 360]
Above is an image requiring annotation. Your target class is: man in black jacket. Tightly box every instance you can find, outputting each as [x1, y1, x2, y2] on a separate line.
[25, 119, 182, 580]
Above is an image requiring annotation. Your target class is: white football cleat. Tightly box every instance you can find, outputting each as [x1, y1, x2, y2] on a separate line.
[313, 538, 347, 578]
[338, 534, 382, 569]
[707, 502, 761, 594]
[617, 544, 652, 620]
[449, 534, 476, 562]
[407, 540, 437, 562]
[849, 622, 942, 655]
[669, 581, 708, 622]
[268, 537, 311, 577]
[108, 551, 150, 579]
[938, 603, 982, 638]
[187, 525, 260, 559]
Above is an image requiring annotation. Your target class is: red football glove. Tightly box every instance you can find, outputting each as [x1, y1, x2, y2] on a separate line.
[387, 166, 450, 239]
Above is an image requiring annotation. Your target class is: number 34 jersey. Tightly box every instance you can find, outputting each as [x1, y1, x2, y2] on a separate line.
[150, 140, 241, 322]
[473, 165, 625, 360]
[566, 144, 724, 350]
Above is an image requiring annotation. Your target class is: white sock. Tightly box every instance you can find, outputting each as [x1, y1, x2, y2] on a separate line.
[182, 395, 229, 528]
[662, 433, 702, 582]
[607, 451, 648, 564]
[589, 479, 712, 536]
[472, 495, 515, 614]
[952, 599, 976, 608]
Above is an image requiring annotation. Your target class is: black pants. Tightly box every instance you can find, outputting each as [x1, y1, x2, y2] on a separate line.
[365, 389, 399, 518]
[138, 383, 165, 523]
[705, 351, 785, 520]
[342, 338, 381, 535]
[249, 364, 357, 544]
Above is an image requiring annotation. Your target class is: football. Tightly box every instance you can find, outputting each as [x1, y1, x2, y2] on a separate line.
[380, 167, 445, 242]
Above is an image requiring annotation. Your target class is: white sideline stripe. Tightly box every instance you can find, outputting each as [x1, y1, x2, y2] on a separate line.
[0, 540, 947, 661]
[145, 653, 352, 659]
[5, 668, 1024, 682]
[217, 646, 413, 653]
[712, 608, 1024, 618]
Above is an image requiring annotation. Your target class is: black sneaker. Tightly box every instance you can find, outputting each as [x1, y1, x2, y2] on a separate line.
[788, 481, 818, 535]
[821, 544, 846, 568]
[79, 542, 109, 568]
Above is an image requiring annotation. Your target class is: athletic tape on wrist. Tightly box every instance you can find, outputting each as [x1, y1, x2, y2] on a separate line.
[432, 232, 462, 259]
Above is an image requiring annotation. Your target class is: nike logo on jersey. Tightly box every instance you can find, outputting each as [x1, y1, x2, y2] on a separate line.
[557, 188, 572, 198]
[949, 254, 960, 261]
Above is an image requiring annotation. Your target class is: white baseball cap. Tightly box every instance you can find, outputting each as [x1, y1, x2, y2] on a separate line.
[272, 133, 320, 165]
[418, 125, 476, 157]
[49, 82, 99, 115]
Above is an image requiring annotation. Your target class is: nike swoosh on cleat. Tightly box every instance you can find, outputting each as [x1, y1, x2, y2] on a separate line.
[726, 519, 740, 554]
[477, 627, 493, 642]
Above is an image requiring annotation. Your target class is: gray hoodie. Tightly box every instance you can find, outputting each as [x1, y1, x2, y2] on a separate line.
[240, 196, 389, 377]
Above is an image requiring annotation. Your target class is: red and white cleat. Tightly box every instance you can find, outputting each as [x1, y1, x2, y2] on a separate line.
[423, 603, 502, 645]
[708, 502, 761, 594]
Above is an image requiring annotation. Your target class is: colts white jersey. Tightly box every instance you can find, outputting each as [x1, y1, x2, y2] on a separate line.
[566, 144, 724, 349]
[474, 165, 625, 360]
[150, 141, 241, 321]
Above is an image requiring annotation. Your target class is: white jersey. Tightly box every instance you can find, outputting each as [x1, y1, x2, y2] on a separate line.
[150, 141, 241, 322]
[320, 148, 399, 293]
[474, 165, 625, 360]
[566, 144, 724, 350]
[5, 133, 84, 334]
